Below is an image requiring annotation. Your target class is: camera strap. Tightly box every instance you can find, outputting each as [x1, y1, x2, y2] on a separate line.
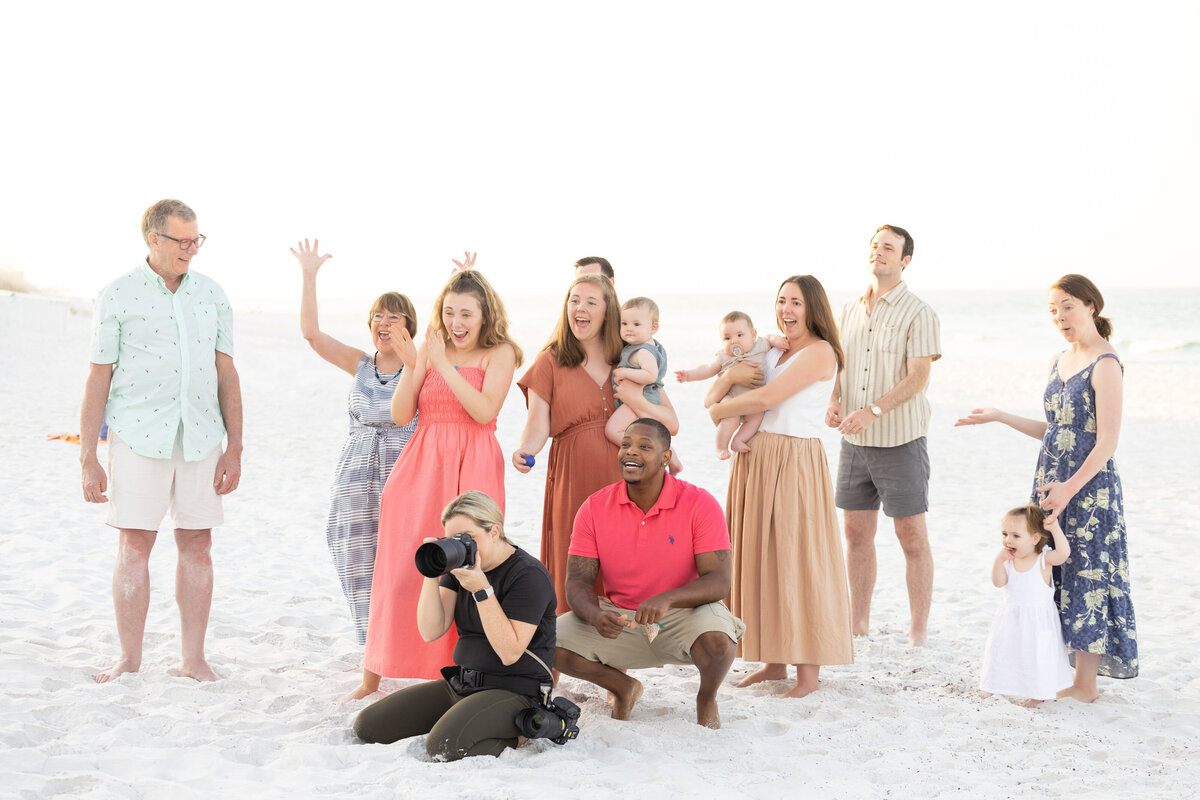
[523, 648, 555, 705]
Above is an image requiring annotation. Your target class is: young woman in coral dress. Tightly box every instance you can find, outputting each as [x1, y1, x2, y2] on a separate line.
[349, 268, 522, 699]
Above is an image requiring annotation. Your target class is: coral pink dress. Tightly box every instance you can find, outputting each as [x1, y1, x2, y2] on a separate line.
[364, 366, 505, 679]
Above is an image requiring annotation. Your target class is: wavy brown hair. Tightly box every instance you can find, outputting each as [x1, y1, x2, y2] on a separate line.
[431, 269, 523, 367]
[777, 274, 844, 371]
[544, 274, 623, 368]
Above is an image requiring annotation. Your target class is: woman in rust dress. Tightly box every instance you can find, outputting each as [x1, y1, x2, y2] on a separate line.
[512, 274, 679, 612]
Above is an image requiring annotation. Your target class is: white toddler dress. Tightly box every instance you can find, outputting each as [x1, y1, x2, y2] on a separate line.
[980, 551, 1074, 700]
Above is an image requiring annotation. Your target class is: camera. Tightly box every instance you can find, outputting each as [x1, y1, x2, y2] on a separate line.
[514, 695, 581, 745]
[414, 533, 478, 578]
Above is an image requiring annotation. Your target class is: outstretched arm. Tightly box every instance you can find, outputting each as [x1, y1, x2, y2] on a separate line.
[292, 239, 363, 374]
[1042, 518, 1071, 568]
[675, 358, 721, 383]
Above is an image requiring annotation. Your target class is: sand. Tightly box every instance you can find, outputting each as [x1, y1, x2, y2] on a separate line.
[1, 289, 1197, 799]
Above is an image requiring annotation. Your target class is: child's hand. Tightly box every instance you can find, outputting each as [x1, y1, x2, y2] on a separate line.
[766, 334, 789, 352]
[674, 369, 689, 383]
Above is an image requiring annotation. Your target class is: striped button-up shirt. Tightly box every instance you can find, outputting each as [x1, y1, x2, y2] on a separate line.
[837, 281, 940, 448]
[89, 261, 234, 460]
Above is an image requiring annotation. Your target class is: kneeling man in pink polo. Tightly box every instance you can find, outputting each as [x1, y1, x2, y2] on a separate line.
[554, 418, 745, 728]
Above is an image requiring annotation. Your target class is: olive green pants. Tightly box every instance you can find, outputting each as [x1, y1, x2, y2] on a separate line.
[353, 679, 533, 761]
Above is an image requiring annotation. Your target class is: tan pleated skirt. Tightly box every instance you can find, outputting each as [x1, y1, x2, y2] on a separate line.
[726, 432, 854, 665]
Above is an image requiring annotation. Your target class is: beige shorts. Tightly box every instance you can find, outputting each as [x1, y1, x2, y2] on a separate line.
[106, 430, 224, 531]
[556, 597, 745, 669]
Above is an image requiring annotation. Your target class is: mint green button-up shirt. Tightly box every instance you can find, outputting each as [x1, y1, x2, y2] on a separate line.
[89, 261, 234, 460]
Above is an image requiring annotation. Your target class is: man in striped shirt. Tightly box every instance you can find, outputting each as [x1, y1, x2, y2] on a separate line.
[825, 225, 941, 647]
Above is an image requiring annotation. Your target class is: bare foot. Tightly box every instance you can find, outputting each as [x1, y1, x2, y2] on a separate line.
[735, 664, 788, 688]
[611, 677, 644, 720]
[93, 658, 139, 684]
[1016, 698, 1043, 708]
[717, 449, 732, 461]
[1056, 685, 1099, 703]
[343, 682, 380, 701]
[978, 691, 993, 699]
[730, 439, 751, 453]
[851, 622, 870, 637]
[782, 681, 818, 699]
[179, 659, 219, 682]
[908, 629, 927, 648]
[697, 696, 721, 728]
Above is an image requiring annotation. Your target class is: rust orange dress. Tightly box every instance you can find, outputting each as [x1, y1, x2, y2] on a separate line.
[518, 349, 620, 613]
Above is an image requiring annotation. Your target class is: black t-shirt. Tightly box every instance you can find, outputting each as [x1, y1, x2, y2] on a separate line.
[440, 546, 556, 683]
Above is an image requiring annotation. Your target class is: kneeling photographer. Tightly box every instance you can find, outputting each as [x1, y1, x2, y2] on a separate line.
[354, 491, 575, 760]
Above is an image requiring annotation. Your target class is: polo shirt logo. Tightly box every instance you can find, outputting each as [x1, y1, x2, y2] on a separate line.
[668, 536, 675, 544]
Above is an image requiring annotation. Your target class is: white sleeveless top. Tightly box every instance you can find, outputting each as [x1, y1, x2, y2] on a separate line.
[760, 346, 835, 439]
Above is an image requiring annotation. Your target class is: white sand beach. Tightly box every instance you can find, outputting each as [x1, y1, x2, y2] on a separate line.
[2, 288, 1198, 799]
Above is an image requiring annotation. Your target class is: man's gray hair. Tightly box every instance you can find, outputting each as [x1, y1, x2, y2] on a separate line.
[141, 199, 197, 244]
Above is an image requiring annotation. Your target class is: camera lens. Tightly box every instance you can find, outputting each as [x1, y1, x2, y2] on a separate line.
[414, 535, 475, 578]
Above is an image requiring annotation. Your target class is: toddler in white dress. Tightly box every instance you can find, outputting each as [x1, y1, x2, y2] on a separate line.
[980, 504, 1074, 706]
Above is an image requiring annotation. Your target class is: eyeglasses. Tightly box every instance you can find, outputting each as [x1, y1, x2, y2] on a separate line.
[371, 312, 408, 322]
[156, 232, 207, 250]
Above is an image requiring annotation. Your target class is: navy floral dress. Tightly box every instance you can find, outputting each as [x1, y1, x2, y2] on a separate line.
[1033, 352, 1137, 678]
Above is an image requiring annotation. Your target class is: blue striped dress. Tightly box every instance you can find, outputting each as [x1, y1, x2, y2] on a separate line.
[327, 355, 417, 645]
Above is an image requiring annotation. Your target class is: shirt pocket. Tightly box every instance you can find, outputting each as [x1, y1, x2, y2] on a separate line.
[880, 322, 906, 355]
[192, 303, 219, 348]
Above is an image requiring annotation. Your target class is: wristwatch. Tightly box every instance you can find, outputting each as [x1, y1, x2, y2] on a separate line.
[870, 404, 883, 417]
[473, 585, 495, 602]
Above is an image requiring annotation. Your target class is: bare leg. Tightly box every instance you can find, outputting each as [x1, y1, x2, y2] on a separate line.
[782, 664, 820, 698]
[555, 647, 643, 720]
[842, 509, 878, 637]
[730, 411, 764, 454]
[346, 666, 383, 701]
[175, 529, 217, 681]
[605, 404, 638, 448]
[735, 663, 788, 687]
[690, 632, 735, 728]
[1057, 652, 1101, 702]
[94, 529, 156, 683]
[715, 417, 739, 460]
[893, 513, 933, 647]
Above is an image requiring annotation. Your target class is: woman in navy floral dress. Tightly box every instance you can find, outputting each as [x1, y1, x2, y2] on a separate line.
[958, 274, 1137, 702]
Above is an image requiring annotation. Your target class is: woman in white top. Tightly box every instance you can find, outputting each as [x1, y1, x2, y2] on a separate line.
[708, 275, 854, 698]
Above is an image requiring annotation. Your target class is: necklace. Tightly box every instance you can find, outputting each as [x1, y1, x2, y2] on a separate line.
[373, 351, 402, 385]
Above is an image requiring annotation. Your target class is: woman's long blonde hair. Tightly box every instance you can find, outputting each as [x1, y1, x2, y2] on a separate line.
[431, 270, 523, 367]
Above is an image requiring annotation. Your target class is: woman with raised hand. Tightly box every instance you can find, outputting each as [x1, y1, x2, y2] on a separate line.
[957, 274, 1137, 701]
[349, 267, 522, 699]
[291, 238, 418, 647]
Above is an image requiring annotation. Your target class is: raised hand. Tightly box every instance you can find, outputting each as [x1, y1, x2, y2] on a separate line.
[391, 327, 419, 369]
[425, 327, 450, 371]
[290, 238, 332, 276]
[451, 251, 477, 272]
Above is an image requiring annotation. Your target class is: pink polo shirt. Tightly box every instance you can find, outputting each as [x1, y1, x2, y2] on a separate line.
[569, 474, 731, 609]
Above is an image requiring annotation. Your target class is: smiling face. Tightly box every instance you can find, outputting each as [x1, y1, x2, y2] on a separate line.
[868, 228, 910, 281]
[566, 282, 608, 342]
[775, 281, 809, 340]
[146, 214, 200, 286]
[370, 309, 407, 350]
[720, 319, 757, 357]
[1047, 289, 1096, 344]
[1000, 514, 1042, 559]
[441, 291, 483, 351]
[617, 422, 671, 485]
[620, 305, 657, 346]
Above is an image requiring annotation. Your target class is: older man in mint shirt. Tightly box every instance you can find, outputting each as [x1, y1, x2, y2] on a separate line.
[80, 198, 243, 684]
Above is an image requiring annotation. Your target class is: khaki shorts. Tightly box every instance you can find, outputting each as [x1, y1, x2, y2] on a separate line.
[106, 430, 224, 531]
[556, 598, 745, 669]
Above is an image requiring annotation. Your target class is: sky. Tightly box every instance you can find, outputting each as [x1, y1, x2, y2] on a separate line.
[1, 1, 1197, 309]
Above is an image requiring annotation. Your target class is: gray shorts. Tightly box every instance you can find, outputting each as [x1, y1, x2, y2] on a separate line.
[556, 598, 744, 669]
[835, 437, 929, 519]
